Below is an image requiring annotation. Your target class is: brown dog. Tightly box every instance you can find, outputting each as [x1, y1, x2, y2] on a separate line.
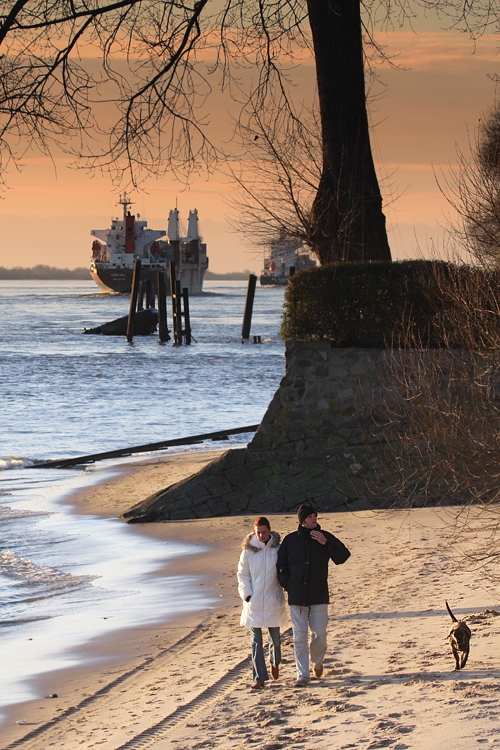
[446, 601, 471, 670]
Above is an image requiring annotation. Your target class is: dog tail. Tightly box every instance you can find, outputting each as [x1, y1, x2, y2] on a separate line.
[445, 600, 458, 622]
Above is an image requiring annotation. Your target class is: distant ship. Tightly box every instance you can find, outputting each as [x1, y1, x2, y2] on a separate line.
[260, 237, 316, 286]
[89, 195, 209, 294]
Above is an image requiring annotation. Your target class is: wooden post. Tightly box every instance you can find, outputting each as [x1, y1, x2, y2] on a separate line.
[126, 258, 141, 342]
[145, 278, 156, 309]
[169, 262, 182, 345]
[175, 279, 183, 344]
[241, 273, 257, 342]
[182, 287, 191, 345]
[137, 280, 144, 311]
[157, 271, 168, 343]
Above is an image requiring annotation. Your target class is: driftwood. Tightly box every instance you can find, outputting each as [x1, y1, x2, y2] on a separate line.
[33, 425, 260, 468]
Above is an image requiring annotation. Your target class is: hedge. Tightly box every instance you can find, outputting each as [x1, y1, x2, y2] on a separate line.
[281, 260, 500, 348]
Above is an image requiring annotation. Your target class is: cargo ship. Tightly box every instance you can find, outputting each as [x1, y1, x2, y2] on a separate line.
[89, 195, 209, 294]
[260, 236, 315, 286]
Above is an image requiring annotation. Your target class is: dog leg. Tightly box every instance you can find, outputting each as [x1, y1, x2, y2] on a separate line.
[460, 649, 469, 669]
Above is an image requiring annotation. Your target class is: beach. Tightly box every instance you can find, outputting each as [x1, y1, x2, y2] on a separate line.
[2, 451, 500, 750]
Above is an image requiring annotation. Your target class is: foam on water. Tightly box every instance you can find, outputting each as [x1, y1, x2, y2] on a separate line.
[0, 465, 215, 716]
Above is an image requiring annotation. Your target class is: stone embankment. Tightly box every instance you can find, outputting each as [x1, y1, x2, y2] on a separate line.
[124, 343, 403, 522]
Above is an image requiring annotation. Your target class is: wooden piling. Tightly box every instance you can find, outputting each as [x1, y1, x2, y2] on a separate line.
[169, 262, 182, 345]
[182, 287, 192, 345]
[137, 280, 144, 311]
[241, 273, 257, 341]
[175, 279, 183, 344]
[126, 258, 142, 342]
[157, 271, 168, 343]
[145, 278, 155, 309]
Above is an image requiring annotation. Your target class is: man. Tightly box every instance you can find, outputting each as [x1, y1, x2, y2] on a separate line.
[277, 504, 350, 687]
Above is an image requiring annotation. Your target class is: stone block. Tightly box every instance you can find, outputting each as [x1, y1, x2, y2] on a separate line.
[349, 360, 371, 376]
[170, 507, 196, 520]
[347, 429, 365, 446]
[206, 495, 233, 516]
[313, 364, 329, 377]
[326, 436, 348, 448]
[224, 491, 250, 509]
[250, 466, 275, 481]
[191, 490, 215, 507]
[338, 427, 353, 439]
[327, 352, 347, 366]
[328, 365, 350, 378]
[337, 388, 355, 400]
[197, 476, 233, 497]
[304, 437, 329, 450]
[225, 467, 255, 486]
[321, 412, 342, 427]
[168, 493, 195, 512]
[303, 383, 319, 400]
[305, 428, 319, 438]
[193, 502, 213, 518]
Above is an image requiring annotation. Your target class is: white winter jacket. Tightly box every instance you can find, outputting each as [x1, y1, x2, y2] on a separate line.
[237, 531, 288, 628]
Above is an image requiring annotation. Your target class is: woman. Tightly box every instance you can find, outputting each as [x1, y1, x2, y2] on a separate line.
[237, 516, 288, 689]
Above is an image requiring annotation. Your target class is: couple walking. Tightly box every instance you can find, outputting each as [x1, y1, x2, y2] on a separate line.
[237, 505, 350, 688]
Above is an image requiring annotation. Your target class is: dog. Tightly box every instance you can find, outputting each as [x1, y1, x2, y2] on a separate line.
[446, 600, 472, 670]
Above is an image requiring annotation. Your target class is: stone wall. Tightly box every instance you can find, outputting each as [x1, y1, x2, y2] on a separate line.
[124, 342, 403, 522]
[249, 341, 388, 453]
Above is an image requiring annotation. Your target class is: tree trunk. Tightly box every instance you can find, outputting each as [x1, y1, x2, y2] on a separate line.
[306, 0, 392, 263]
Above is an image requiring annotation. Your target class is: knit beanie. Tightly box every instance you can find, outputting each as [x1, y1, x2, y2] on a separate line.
[298, 504, 316, 525]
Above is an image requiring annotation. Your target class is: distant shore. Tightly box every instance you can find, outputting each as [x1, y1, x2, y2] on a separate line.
[0, 266, 257, 281]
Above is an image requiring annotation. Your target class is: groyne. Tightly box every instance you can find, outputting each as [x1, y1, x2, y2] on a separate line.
[124, 342, 407, 522]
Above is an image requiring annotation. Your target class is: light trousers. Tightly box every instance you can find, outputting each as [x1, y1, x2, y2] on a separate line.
[249, 627, 281, 682]
[289, 604, 329, 681]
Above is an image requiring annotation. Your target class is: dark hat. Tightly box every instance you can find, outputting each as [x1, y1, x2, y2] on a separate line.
[298, 504, 317, 524]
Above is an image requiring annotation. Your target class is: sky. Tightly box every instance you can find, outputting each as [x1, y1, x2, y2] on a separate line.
[0, 12, 499, 274]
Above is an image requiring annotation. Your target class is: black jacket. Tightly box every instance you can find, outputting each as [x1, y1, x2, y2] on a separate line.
[277, 524, 350, 606]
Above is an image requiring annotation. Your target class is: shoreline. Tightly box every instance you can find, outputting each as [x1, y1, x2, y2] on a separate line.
[3, 453, 500, 749]
[0, 450, 251, 740]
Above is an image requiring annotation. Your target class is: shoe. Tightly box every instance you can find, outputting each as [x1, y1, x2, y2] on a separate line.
[313, 663, 324, 678]
[294, 678, 309, 688]
[251, 681, 265, 689]
[271, 665, 279, 680]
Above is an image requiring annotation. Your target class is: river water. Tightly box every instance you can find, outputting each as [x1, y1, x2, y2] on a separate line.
[0, 279, 285, 719]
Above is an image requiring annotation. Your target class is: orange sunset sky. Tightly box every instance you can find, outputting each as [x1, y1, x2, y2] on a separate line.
[0, 12, 499, 274]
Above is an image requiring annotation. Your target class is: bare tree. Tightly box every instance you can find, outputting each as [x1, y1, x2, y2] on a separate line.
[0, 0, 495, 263]
[443, 106, 500, 266]
[225, 102, 322, 253]
[369, 262, 500, 574]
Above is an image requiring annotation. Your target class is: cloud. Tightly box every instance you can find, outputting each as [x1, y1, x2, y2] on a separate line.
[375, 31, 500, 70]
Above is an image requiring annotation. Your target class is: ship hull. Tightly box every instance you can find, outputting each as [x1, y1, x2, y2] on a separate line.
[260, 274, 288, 286]
[90, 263, 207, 295]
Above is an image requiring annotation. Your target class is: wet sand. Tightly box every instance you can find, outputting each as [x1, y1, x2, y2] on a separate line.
[3, 451, 500, 750]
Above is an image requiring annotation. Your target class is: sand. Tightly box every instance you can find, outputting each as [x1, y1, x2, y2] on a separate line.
[2, 451, 500, 750]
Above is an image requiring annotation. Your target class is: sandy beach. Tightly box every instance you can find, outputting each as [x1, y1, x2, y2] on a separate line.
[2, 451, 500, 750]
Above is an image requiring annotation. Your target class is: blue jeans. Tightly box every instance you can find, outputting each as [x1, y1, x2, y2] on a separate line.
[250, 627, 281, 682]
